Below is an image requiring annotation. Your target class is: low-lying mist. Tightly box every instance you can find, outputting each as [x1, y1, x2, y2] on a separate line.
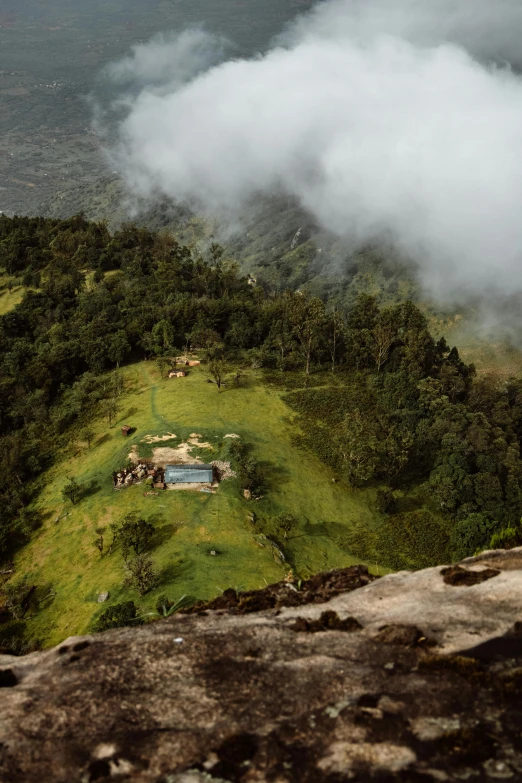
[102, 0, 522, 305]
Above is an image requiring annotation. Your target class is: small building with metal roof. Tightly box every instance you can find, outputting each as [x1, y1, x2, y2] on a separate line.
[164, 464, 213, 484]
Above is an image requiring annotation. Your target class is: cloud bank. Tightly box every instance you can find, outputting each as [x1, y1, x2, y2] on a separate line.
[107, 0, 522, 298]
[102, 29, 228, 94]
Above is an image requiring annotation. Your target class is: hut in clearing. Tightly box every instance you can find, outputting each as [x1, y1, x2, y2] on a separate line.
[164, 464, 213, 483]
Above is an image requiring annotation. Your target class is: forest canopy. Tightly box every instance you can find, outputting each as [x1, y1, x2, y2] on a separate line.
[1, 214, 521, 570]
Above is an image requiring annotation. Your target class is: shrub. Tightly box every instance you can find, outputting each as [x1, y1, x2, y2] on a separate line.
[376, 488, 396, 514]
[111, 513, 155, 561]
[2, 579, 36, 619]
[79, 427, 95, 449]
[228, 440, 265, 495]
[94, 601, 142, 632]
[274, 513, 298, 538]
[381, 510, 451, 570]
[155, 594, 174, 616]
[124, 555, 158, 595]
[62, 476, 82, 505]
[155, 594, 189, 616]
[489, 526, 522, 551]
[450, 513, 497, 561]
[238, 457, 265, 495]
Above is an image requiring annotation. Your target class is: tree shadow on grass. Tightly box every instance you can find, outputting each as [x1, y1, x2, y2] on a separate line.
[3, 509, 44, 558]
[35, 583, 57, 612]
[298, 518, 379, 541]
[157, 558, 192, 587]
[81, 479, 102, 500]
[299, 518, 334, 539]
[94, 432, 112, 448]
[39, 508, 55, 525]
[260, 460, 291, 494]
[22, 508, 44, 534]
[148, 523, 178, 550]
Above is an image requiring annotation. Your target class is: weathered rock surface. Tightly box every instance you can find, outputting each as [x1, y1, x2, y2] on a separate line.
[1, 550, 522, 782]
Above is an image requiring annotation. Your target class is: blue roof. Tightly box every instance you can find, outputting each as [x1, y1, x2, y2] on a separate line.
[164, 464, 213, 483]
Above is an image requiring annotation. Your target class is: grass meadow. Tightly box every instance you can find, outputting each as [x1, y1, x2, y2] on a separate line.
[13, 362, 386, 647]
[0, 277, 25, 315]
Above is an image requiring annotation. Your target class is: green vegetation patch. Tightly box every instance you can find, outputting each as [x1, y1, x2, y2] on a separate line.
[0, 276, 25, 315]
[2, 214, 522, 652]
[5, 363, 380, 648]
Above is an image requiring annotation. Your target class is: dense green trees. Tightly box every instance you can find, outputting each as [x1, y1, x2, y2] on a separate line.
[1, 213, 522, 569]
[283, 298, 522, 562]
[489, 524, 522, 550]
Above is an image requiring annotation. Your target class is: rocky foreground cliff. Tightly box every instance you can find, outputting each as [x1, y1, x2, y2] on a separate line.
[1, 549, 522, 783]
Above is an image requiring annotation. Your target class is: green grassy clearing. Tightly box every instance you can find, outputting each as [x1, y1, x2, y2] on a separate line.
[0, 276, 25, 315]
[13, 363, 386, 647]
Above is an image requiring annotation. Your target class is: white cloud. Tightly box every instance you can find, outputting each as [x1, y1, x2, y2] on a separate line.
[106, 0, 522, 299]
[102, 28, 228, 93]
[288, 0, 522, 66]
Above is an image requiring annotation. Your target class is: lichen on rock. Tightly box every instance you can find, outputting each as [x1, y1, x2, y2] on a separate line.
[1, 549, 522, 782]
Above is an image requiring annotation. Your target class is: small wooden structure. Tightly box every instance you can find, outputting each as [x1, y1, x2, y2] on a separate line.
[169, 370, 187, 378]
[121, 425, 132, 436]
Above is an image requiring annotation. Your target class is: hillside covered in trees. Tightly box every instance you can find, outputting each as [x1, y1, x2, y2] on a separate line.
[1, 214, 522, 601]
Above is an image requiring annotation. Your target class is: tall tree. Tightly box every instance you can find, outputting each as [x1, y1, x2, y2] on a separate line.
[370, 310, 396, 372]
[124, 555, 158, 595]
[290, 294, 326, 376]
[328, 305, 345, 372]
[334, 409, 380, 485]
[112, 513, 155, 562]
[62, 477, 81, 505]
[207, 358, 227, 391]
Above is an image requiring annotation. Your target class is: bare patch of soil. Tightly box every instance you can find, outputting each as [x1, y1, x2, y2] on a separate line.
[130, 434, 214, 466]
[153, 443, 197, 464]
[189, 434, 212, 449]
[141, 433, 177, 444]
